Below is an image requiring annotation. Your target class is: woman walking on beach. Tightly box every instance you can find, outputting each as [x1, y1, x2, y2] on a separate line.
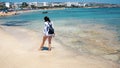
[39, 16, 55, 51]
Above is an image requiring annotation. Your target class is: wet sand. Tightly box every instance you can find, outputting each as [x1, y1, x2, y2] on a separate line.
[0, 26, 119, 68]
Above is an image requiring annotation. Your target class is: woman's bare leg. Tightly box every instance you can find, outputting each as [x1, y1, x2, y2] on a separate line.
[48, 36, 52, 51]
[39, 36, 48, 50]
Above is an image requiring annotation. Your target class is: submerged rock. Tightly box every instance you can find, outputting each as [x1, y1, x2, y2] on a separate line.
[102, 54, 119, 62]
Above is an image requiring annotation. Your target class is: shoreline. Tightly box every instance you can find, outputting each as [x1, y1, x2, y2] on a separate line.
[0, 9, 41, 16]
[0, 11, 17, 16]
[0, 8, 65, 17]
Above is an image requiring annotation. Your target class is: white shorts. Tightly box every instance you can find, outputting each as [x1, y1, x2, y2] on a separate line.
[44, 33, 54, 36]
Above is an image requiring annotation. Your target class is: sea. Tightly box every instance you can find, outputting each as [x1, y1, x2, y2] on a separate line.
[0, 8, 120, 59]
[0, 8, 120, 39]
[0, 8, 120, 30]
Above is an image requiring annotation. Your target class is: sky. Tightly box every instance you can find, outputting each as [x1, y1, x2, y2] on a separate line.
[0, 0, 120, 4]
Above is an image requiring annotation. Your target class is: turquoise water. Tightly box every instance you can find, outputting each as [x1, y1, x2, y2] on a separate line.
[0, 8, 120, 37]
[0, 8, 120, 24]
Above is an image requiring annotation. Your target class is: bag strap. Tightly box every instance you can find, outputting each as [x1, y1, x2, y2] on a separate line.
[47, 22, 53, 29]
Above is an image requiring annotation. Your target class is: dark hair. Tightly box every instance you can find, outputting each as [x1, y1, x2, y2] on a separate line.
[44, 16, 51, 22]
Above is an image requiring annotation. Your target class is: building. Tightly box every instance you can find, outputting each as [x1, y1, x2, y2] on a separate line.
[13, 2, 22, 9]
[42, 2, 48, 6]
[29, 2, 37, 7]
[65, 2, 79, 7]
[5, 2, 10, 8]
[5, 2, 13, 8]
[29, 2, 48, 7]
[50, 2, 65, 7]
[78, 3, 87, 7]
[71, 2, 79, 6]
[65, 2, 72, 7]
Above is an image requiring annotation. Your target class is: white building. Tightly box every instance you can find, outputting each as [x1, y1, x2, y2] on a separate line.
[65, 2, 79, 7]
[66, 2, 72, 7]
[37, 2, 44, 7]
[29, 2, 37, 6]
[78, 3, 87, 7]
[43, 2, 48, 6]
[5, 2, 11, 8]
[51, 2, 64, 7]
[13, 2, 22, 9]
[72, 2, 79, 6]
[29, 2, 48, 7]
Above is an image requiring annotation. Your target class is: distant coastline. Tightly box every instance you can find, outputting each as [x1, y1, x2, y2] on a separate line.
[0, 2, 120, 17]
[0, 7, 65, 16]
[0, 7, 120, 17]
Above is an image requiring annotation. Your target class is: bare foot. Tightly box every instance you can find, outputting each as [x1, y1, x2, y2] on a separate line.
[48, 48, 51, 51]
[38, 48, 43, 51]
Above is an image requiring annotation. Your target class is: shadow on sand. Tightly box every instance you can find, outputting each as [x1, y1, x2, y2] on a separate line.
[42, 47, 49, 51]
[41, 46, 54, 51]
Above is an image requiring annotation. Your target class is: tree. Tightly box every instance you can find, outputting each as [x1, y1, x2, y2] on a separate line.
[21, 2, 28, 8]
[31, 5, 37, 9]
[0, 5, 8, 10]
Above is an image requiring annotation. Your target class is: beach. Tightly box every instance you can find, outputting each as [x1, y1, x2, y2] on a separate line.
[0, 8, 65, 16]
[0, 11, 17, 16]
[0, 26, 119, 68]
[0, 10, 40, 16]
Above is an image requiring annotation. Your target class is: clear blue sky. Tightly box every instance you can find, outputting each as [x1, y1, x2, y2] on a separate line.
[0, 0, 120, 4]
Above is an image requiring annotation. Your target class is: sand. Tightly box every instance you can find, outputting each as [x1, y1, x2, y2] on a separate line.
[0, 26, 119, 68]
[0, 8, 65, 16]
[0, 9, 41, 16]
[0, 11, 17, 16]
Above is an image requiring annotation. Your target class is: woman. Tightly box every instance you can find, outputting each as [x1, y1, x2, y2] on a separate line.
[39, 16, 55, 51]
